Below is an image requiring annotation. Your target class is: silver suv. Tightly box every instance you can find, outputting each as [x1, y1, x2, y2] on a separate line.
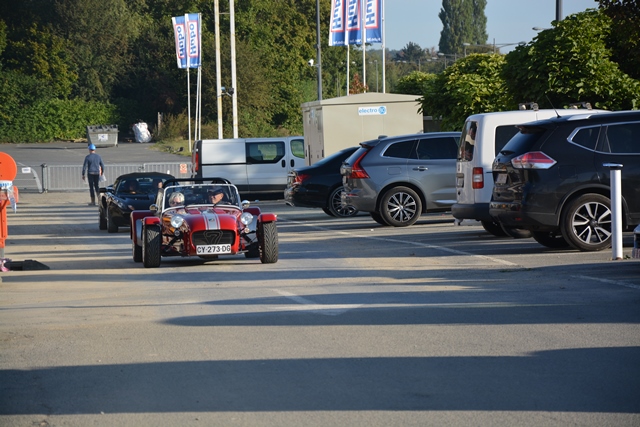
[340, 132, 461, 226]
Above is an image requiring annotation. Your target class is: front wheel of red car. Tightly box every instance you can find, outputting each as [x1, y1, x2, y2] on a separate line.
[259, 222, 279, 264]
[142, 224, 161, 268]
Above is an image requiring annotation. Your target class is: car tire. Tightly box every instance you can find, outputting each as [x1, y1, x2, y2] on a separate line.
[500, 224, 532, 239]
[561, 194, 612, 252]
[132, 239, 142, 262]
[259, 222, 279, 264]
[481, 220, 507, 237]
[531, 230, 570, 249]
[322, 207, 336, 217]
[379, 186, 422, 227]
[326, 186, 359, 218]
[99, 208, 107, 230]
[142, 224, 161, 268]
[370, 212, 388, 226]
[106, 209, 118, 233]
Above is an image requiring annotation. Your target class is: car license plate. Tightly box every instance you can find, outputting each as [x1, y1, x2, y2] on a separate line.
[196, 244, 231, 255]
[495, 173, 508, 185]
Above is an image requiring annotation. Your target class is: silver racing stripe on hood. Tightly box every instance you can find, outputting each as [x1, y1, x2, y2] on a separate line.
[202, 211, 220, 230]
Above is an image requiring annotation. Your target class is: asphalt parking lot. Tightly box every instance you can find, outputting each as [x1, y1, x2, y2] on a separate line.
[1, 143, 639, 426]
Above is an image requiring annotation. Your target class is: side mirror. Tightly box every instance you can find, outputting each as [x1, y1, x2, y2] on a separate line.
[242, 200, 250, 209]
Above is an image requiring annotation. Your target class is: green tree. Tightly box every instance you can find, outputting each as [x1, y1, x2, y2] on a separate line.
[438, 0, 487, 55]
[502, 9, 640, 110]
[395, 71, 438, 96]
[54, 0, 142, 101]
[598, 0, 640, 80]
[419, 53, 511, 130]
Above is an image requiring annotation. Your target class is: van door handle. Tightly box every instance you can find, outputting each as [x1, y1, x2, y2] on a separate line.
[281, 159, 285, 167]
[290, 159, 294, 167]
[413, 166, 428, 171]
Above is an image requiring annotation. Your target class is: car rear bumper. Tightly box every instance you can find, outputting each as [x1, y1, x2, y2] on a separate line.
[489, 201, 559, 230]
[284, 187, 326, 209]
[343, 187, 377, 213]
[452, 202, 491, 221]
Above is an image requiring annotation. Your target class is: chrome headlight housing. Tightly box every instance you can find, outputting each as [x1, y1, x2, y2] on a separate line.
[240, 212, 254, 226]
[170, 215, 185, 228]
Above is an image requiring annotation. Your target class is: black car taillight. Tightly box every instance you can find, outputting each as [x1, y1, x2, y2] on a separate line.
[349, 150, 371, 179]
[295, 173, 310, 184]
[511, 151, 557, 169]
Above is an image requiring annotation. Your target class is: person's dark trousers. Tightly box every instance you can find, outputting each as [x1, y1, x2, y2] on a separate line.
[88, 173, 100, 205]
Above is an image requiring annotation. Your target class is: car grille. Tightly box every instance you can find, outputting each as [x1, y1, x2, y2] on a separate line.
[192, 230, 236, 246]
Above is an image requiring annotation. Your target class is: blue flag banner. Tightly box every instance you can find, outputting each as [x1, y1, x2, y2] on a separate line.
[364, 0, 382, 44]
[172, 16, 187, 69]
[329, 0, 346, 46]
[329, 0, 382, 46]
[185, 13, 202, 68]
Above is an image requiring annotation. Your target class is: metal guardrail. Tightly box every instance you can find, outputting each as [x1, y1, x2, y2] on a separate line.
[40, 162, 192, 192]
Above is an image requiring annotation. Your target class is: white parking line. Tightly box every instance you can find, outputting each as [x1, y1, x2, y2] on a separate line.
[280, 218, 519, 267]
[271, 289, 362, 315]
[572, 275, 640, 290]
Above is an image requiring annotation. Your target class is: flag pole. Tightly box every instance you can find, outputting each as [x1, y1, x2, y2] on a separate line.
[214, 0, 223, 139]
[382, 0, 386, 93]
[361, 0, 366, 93]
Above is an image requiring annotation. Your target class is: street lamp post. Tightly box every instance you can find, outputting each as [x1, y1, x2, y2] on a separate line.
[374, 60, 379, 92]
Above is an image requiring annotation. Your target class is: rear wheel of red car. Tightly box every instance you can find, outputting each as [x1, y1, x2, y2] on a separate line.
[481, 220, 507, 237]
[142, 224, 161, 268]
[326, 186, 359, 218]
[132, 239, 142, 262]
[259, 222, 278, 264]
[107, 209, 118, 233]
[531, 230, 570, 249]
[561, 194, 612, 252]
[380, 186, 422, 227]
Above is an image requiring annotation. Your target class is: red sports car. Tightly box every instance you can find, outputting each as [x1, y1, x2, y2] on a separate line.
[130, 178, 278, 267]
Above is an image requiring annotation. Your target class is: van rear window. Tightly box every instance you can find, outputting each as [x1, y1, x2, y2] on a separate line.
[458, 121, 477, 161]
[494, 125, 520, 155]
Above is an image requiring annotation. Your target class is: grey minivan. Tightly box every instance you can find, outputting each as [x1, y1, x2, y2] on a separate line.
[340, 132, 461, 226]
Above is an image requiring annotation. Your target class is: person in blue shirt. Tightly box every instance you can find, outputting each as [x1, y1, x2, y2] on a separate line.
[82, 144, 105, 206]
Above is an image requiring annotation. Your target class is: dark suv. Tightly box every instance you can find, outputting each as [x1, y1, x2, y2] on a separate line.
[341, 132, 461, 227]
[489, 110, 640, 251]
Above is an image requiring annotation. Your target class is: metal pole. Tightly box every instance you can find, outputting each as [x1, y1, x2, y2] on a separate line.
[556, 0, 563, 21]
[361, 0, 366, 92]
[315, 0, 322, 101]
[214, 0, 223, 138]
[605, 163, 624, 260]
[230, 0, 238, 138]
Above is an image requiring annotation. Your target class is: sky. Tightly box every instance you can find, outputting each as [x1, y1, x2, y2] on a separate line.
[383, 0, 599, 53]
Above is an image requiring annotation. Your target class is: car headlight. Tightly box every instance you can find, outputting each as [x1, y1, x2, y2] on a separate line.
[240, 212, 253, 226]
[170, 215, 185, 228]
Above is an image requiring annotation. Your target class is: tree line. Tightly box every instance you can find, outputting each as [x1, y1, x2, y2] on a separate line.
[0, 0, 638, 143]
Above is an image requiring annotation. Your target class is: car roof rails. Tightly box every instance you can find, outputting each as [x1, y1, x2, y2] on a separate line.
[569, 102, 592, 110]
[518, 102, 539, 111]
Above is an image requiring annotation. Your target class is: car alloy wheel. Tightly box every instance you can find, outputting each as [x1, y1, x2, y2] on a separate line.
[380, 186, 422, 227]
[561, 194, 612, 252]
[327, 186, 358, 218]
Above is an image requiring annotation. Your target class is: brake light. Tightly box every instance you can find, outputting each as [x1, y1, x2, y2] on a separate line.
[511, 151, 557, 169]
[472, 167, 483, 189]
[294, 173, 309, 184]
[193, 152, 199, 173]
[348, 150, 370, 179]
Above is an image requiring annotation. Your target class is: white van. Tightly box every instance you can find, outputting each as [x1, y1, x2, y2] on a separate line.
[192, 136, 305, 195]
[452, 104, 608, 236]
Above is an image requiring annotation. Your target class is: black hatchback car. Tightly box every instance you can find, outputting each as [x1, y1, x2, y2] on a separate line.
[284, 146, 359, 218]
[99, 172, 174, 232]
[489, 110, 640, 251]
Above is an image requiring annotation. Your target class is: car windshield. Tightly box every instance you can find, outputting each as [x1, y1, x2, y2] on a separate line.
[163, 183, 241, 210]
[116, 177, 161, 195]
